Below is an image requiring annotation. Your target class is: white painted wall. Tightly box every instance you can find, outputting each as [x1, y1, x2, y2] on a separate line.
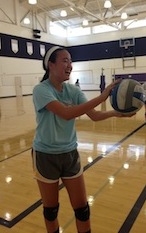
[1, 53, 146, 98]
[0, 57, 43, 97]
[66, 27, 146, 45]
[0, 0, 67, 45]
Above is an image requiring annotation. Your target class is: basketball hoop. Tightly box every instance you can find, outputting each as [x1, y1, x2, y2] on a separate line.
[119, 38, 135, 49]
[124, 40, 130, 49]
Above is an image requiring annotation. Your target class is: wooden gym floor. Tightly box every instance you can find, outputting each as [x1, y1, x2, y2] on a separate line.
[0, 95, 146, 233]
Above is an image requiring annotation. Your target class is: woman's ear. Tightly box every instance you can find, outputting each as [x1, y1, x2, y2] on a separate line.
[48, 61, 54, 70]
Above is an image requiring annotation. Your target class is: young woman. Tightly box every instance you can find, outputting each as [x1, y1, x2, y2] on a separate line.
[32, 46, 133, 233]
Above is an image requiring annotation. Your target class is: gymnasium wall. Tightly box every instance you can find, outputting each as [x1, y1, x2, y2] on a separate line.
[1, 31, 146, 97]
[0, 0, 146, 97]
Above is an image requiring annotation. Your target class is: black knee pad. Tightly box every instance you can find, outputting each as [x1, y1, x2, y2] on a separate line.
[74, 202, 90, 222]
[43, 203, 59, 221]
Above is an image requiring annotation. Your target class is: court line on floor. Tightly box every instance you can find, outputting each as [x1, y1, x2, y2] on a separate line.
[118, 185, 146, 233]
[62, 185, 146, 233]
[0, 122, 145, 228]
[62, 144, 146, 232]
[0, 147, 32, 162]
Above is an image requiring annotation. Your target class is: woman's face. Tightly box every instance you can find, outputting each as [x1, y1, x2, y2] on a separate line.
[49, 50, 73, 82]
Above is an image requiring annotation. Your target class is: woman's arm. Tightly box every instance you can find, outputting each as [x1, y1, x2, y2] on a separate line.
[46, 95, 106, 120]
[46, 81, 119, 120]
[87, 109, 135, 121]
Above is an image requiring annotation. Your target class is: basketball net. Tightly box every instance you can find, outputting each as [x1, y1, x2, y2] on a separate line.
[124, 41, 130, 50]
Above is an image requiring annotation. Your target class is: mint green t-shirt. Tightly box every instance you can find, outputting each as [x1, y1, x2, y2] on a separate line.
[32, 79, 87, 154]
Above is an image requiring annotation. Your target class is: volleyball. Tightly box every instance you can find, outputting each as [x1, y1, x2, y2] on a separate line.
[110, 79, 145, 114]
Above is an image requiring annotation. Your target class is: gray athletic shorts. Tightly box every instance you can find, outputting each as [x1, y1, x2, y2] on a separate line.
[32, 149, 83, 183]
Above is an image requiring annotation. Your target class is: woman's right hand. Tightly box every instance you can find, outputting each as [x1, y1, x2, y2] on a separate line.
[100, 79, 121, 102]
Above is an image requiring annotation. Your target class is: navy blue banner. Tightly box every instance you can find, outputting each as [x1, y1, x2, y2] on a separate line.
[0, 33, 146, 62]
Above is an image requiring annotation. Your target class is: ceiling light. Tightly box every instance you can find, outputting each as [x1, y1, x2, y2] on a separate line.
[60, 10, 67, 17]
[82, 19, 89, 26]
[70, 7, 74, 11]
[23, 18, 30, 25]
[104, 0, 112, 9]
[121, 12, 128, 19]
[28, 0, 37, 4]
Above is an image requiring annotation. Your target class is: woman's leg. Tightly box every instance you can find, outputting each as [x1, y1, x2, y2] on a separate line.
[37, 180, 60, 233]
[62, 174, 91, 233]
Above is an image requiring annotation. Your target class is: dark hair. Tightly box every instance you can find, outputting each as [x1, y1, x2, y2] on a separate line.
[41, 47, 65, 82]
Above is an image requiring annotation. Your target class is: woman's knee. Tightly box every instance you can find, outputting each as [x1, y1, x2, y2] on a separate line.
[43, 203, 59, 221]
[74, 202, 90, 222]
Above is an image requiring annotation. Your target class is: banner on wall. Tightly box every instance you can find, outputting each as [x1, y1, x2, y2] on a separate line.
[11, 39, 19, 53]
[40, 44, 45, 57]
[27, 42, 33, 55]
